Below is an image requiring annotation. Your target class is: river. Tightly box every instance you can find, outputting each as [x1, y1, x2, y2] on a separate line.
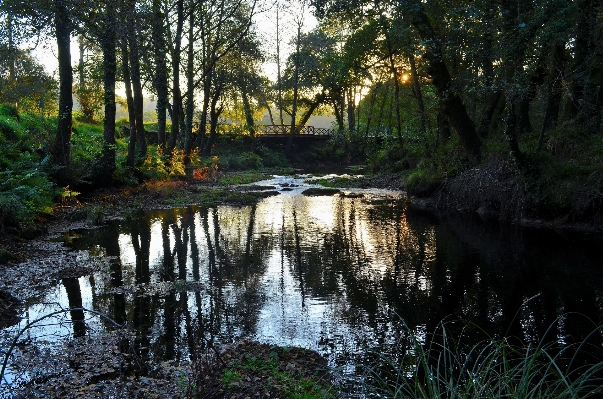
[4, 174, 603, 393]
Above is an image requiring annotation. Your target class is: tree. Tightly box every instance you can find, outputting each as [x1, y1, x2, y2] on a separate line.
[150, 0, 169, 149]
[97, 0, 118, 179]
[52, 0, 75, 182]
[191, 0, 259, 155]
[0, 46, 57, 114]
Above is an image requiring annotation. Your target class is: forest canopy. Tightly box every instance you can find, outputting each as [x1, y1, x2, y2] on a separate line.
[0, 0, 602, 226]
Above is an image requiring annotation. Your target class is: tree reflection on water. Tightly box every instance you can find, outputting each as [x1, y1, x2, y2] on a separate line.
[63, 188, 603, 371]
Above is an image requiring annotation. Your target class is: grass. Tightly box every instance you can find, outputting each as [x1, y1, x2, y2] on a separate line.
[198, 188, 279, 206]
[310, 176, 365, 189]
[363, 318, 603, 399]
[219, 348, 337, 399]
[218, 170, 266, 185]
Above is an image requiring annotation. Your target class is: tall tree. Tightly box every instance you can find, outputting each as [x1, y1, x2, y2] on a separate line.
[99, 0, 117, 179]
[167, 0, 184, 153]
[150, 0, 169, 149]
[125, 0, 147, 161]
[52, 0, 74, 182]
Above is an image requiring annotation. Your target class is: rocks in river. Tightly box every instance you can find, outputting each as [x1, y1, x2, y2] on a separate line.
[301, 188, 341, 196]
[340, 192, 364, 198]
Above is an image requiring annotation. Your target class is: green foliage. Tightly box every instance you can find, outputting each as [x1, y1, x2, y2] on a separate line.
[0, 110, 55, 230]
[255, 145, 288, 168]
[0, 167, 54, 229]
[0, 103, 19, 120]
[198, 188, 277, 206]
[0, 49, 58, 116]
[0, 248, 17, 264]
[70, 122, 105, 185]
[406, 168, 444, 197]
[311, 176, 364, 188]
[220, 151, 263, 170]
[139, 147, 197, 180]
[73, 81, 105, 123]
[366, 136, 407, 173]
[0, 116, 22, 142]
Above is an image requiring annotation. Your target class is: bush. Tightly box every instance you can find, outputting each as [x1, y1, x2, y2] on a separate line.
[0, 169, 54, 229]
[0, 104, 19, 120]
[0, 117, 22, 142]
[406, 168, 444, 197]
[255, 146, 288, 168]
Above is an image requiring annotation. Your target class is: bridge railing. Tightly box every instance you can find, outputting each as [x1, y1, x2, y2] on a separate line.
[255, 125, 336, 136]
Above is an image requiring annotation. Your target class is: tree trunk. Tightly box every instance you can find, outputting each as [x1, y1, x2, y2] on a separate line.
[477, 91, 503, 138]
[333, 92, 345, 132]
[297, 93, 325, 128]
[204, 89, 223, 155]
[126, 0, 147, 161]
[276, 6, 284, 125]
[437, 105, 451, 143]
[78, 35, 85, 87]
[7, 14, 15, 84]
[410, 4, 482, 163]
[573, 0, 603, 134]
[152, 0, 169, 149]
[386, 42, 402, 146]
[540, 43, 565, 140]
[101, 0, 117, 181]
[475, 6, 497, 139]
[504, 98, 524, 167]
[52, 0, 73, 183]
[409, 54, 426, 137]
[199, 77, 212, 155]
[287, 23, 302, 152]
[562, 1, 589, 122]
[242, 90, 255, 138]
[168, 0, 184, 153]
[347, 88, 356, 132]
[364, 84, 379, 137]
[122, 42, 137, 168]
[184, 0, 195, 158]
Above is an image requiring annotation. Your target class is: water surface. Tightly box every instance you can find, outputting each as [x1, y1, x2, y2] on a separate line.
[5, 175, 603, 389]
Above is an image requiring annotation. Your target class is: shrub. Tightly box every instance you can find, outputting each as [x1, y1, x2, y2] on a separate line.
[0, 104, 19, 120]
[0, 169, 54, 229]
[406, 168, 444, 197]
[0, 117, 22, 142]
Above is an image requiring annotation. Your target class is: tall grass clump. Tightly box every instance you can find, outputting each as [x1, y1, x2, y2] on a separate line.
[363, 319, 603, 399]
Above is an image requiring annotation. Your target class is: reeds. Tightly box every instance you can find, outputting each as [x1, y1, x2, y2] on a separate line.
[363, 319, 603, 398]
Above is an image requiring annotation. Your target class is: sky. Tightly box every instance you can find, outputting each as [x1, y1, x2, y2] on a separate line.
[32, 2, 318, 83]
